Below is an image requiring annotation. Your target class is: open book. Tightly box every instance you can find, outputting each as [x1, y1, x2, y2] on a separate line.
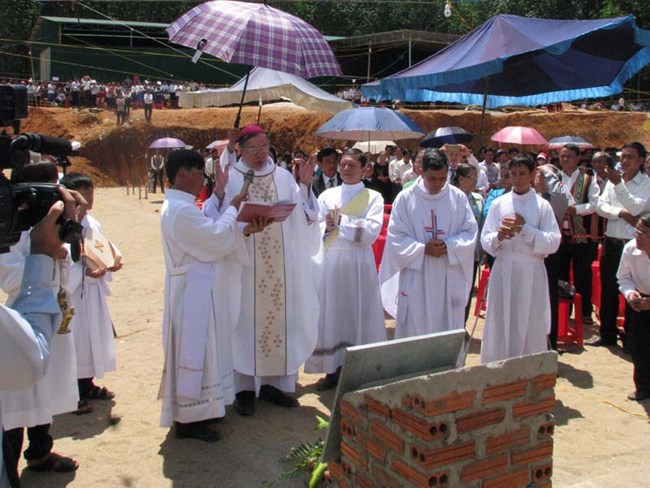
[236, 199, 297, 223]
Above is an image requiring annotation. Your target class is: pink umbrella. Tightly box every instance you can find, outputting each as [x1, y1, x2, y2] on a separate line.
[491, 126, 547, 145]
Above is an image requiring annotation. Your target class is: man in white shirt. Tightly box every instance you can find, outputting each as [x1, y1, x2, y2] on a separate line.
[557, 144, 601, 325]
[591, 142, 650, 347]
[617, 214, 650, 401]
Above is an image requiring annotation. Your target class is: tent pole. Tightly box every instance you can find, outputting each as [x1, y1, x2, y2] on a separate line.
[366, 41, 372, 83]
[478, 78, 489, 147]
[234, 67, 252, 129]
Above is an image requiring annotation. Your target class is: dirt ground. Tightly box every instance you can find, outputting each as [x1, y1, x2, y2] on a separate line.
[6, 105, 650, 487]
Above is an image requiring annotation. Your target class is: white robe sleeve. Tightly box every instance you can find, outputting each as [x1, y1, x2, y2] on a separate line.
[519, 199, 561, 257]
[338, 193, 384, 245]
[480, 199, 503, 257]
[444, 195, 477, 267]
[384, 194, 426, 271]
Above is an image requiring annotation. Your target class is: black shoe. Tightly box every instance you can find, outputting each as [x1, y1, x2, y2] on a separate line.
[582, 315, 595, 326]
[627, 390, 650, 402]
[315, 372, 340, 392]
[259, 385, 299, 408]
[235, 391, 255, 416]
[585, 337, 616, 347]
[175, 422, 222, 443]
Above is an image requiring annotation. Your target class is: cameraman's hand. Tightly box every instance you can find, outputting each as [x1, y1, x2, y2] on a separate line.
[30, 200, 68, 259]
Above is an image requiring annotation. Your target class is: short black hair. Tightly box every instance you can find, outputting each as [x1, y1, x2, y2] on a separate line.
[451, 163, 474, 187]
[623, 141, 647, 159]
[60, 172, 94, 190]
[421, 148, 448, 172]
[165, 149, 204, 185]
[341, 147, 367, 167]
[508, 155, 535, 173]
[317, 147, 337, 162]
[562, 143, 581, 157]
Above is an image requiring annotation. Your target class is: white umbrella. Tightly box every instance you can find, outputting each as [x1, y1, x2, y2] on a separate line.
[351, 140, 397, 154]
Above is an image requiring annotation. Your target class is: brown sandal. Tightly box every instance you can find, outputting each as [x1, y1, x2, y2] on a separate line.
[27, 453, 79, 472]
[74, 399, 94, 415]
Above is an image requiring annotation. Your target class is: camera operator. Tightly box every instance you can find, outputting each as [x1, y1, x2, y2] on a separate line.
[0, 186, 86, 488]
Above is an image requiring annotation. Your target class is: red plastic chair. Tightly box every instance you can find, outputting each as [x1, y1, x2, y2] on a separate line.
[473, 265, 490, 316]
[558, 292, 584, 347]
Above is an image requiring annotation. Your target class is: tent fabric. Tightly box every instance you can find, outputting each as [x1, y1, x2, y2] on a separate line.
[177, 67, 352, 114]
[362, 15, 650, 108]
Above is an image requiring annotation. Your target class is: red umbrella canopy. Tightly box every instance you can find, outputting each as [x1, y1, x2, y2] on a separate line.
[491, 126, 547, 146]
[166, 0, 342, 79]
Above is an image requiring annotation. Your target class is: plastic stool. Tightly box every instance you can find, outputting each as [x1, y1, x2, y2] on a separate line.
[473, 266, 490, 317]
[591, 260, 601, 314]
[558, 292, 584, 347]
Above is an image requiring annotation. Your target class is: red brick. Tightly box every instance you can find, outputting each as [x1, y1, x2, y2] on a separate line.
[482, 379, 528, 404]
[511, 441, 553, 466]
[532, 481, 552, 488]
[371, 463, 403, 488]
[340, 419, 356, 439]
[355, 474, 373, 488]
[392, 408, 450, 441]
[391, 457, 441, 488]
[413, 440, 475, 469]
[531, 462, 553, 483]
[341, 440, 364, 469]
[340, 399, 366, 428]
[456, 407, 506, 433]
[486, 427, 530, 455]
[512, 396, 556, 419]
[338, 478, 352, 488]
[536, 421, 555, 440]
[365, 437, 386, 462]
[328, 461, 344, 482]
[532, 373, 557, 393]
[402, 393, 414, 409]
[461, 453, 508, 483]
[419, 390, 477, 416]
[365, 393, 392, 419]
[370, 420, 405, 455]
[483, 468, 530, 488]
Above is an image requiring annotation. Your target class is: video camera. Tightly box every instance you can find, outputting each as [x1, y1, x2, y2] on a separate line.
[0, 84, 83, 254]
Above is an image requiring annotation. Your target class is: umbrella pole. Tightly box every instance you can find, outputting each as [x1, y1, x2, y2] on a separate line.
[234, 67, 252, 129]
[478, 79, 489, 147]
[257, 97, 263, 125]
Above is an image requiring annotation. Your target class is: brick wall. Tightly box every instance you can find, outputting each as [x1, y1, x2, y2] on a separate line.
[328, 351, 557, 488]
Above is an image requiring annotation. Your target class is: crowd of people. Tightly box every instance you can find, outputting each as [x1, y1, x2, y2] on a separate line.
[1, 123, 649, 484]
[149, 126, 650, 445]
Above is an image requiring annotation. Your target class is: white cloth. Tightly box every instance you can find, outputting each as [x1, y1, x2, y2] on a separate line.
[305, 183, 386, 374]
[617, 239, 650, 299]
[203, 159, 320, 392]
[597, 171, 650, 239]
[379, 178, 478, 338]
[68, 215, 116, 379]
[220, 147, 237, 171]
[159, 189, 245, 426]
[0, 255, 60, 488]
[479, 190, 561, 364]
[0, 232, 78, 430]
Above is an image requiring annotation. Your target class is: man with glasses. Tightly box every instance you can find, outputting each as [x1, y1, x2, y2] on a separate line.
[203, 125, 320, 417]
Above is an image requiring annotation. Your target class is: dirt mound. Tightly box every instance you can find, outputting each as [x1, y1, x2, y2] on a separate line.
[18, 104, 650, 186]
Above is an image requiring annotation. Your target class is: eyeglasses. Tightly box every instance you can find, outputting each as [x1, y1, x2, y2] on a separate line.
[242, 144, 270, 155]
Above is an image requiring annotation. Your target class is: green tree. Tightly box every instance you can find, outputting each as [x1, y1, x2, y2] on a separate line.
[0, 0, 42, 80]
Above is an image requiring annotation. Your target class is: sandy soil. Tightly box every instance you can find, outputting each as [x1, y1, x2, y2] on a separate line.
[4, 185, 647, 488]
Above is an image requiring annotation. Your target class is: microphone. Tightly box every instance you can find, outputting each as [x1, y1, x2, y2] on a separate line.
[240, 169, 254, 196]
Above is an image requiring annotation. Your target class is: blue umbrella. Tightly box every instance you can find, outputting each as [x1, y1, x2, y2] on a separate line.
[421, 126, 473, 148]
[545, 136, 594, 151]
[314, 107, 425, 141]
[362, 14, 650, 108]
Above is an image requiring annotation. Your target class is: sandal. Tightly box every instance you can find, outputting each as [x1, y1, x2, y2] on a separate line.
[74, 399, 94, 415]
[85, 385, 115, 401]
[27, 453, 79, 473]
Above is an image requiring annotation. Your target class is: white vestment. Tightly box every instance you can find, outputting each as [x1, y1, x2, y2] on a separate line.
[68, 215, 116, 379]
[159, 189, 246, 426]
[380, 179, 478, 337]
[203, 159, 320, 394]
[0, 231, 78, 429]
[480, 190, 561, 364]
[305, 183, 386, 375]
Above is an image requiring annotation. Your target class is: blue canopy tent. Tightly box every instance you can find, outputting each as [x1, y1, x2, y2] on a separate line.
[362, 15, 650, 109]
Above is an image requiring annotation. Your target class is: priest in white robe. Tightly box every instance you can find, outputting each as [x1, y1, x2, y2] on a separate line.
[380, 148, 478, 338]
[60, 173, 120, 404]
[480, 156, 561, 364]
[158, 149, 265, 442]
[203, 125, 320, 416]
[305, 148, 386, 391]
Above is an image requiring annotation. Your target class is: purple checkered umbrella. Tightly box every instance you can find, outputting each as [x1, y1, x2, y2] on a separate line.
[166, 0, 342, 79]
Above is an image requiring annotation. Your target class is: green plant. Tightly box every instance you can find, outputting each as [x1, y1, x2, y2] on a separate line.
[266, 416, 330, 488]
